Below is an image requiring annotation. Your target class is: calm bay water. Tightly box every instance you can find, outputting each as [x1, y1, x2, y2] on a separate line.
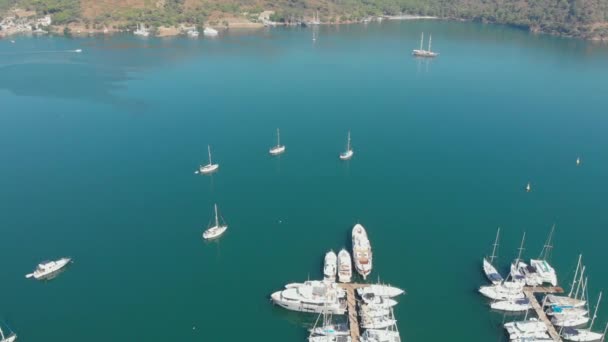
[1, 20, 608, 341]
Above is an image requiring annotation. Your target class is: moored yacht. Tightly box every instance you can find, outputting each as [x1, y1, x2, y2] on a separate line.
[491, 298, 531, 312]
[134, 23, 150, 37]
[197, 145, 219, 174]
[203, 27, 218, 37]
[511, 261, 543, 286]
[0, 326, 17, 342]
[352, 224, 372, 279]
[361, 329, 401, 342]
[337, 249, 352, 283]
[479, 282, 525, 301]
[530, 224, 558, 286]
[202, 204, 228, 240]
[412, 32, 439, 57]
[483, 227, 504, 285]
[361, 293, 398, 308]
[25, 257, 71, 280]
[271, 281, 346, 314]
[308, 309, 350, 338]
[552, 315, 590, 328]
[547, 306, 588, 318]
[546, 255, 586, 308]
[269, 128, 286, 155]
[359, 305, 390, 318]
[324, 250, 338, 282]
[504, 318, 549, 340]
[339, 131, 353, 160]
[357, 284, 404, 298]
[360, 316, 397, 330]
[560, 292, 604, 342]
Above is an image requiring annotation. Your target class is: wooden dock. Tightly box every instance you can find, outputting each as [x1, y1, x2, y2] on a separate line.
[338, 283, 369, 342]
[523, 286, 564, 342]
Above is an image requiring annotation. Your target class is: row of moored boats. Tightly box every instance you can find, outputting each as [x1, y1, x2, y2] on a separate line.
[478, 226, 607, 341]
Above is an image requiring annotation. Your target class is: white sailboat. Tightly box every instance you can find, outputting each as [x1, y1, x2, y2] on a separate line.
[269, 128, 286, 155]
[526, 182, 532, 192]
[360, 293, 398, 308]
[546, 255, 587, 308]
[337, 249, 352, 283]
[324, 250, 337, 282]
[197, 145, 219, 174]
[308, 308, 350, 338]
[576, 157, 581, 166]
[552, 277, 590, 328]
[202, 204, 228, 240]
[530, 224, 558, 286]
[510, 232, 543, 286]
[339, 131, 353, 160]
[134, 23, 150, 37]
[25, 257, 72, 280]
[412, 32, 439, 57]
[0, 326, 17, 342]
[491, 298, 531, 312]
[483, 227, 504, 285]
[505, 318, 549, 340]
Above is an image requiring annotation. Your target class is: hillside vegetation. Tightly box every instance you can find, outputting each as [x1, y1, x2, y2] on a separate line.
[1, 0, 608, 39]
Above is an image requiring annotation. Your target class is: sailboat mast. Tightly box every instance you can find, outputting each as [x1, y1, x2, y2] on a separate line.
[574, 266, 586, 300]
[277, 128, 280, 147]
[428, 34, 432, 52]
[0, 326, 5, 340]
[569, 254, 582, 297]
[214, 204, 219, 227]
[420, 32, 424, 50]
[347, 131, 351, 151]
[590, 291, 603, 330]
[540, 224, 555, 260]
[602, 322, 608, 342]
[515, 232, 526, 266]
[490, 227, 500, 264]
[207, 145, 212, 164]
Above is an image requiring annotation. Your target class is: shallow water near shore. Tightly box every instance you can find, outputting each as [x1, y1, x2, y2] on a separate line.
[1, 20, 608, 341]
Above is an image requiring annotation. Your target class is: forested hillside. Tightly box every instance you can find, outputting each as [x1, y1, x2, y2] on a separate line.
[1, 0, 607, 39]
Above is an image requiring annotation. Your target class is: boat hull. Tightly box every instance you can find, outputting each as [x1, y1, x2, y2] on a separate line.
[269, 146, 286, 155]
[339, 150, 353, 160]
[199, 164, 219, 174]
[483, 258, 504, 285]
[202, 225, 227, 240]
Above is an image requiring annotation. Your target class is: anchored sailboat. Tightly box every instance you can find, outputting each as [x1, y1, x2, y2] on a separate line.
[339, 131, 354, 160]
[202, 204, 228, 240]
[483, 227, 504, 285]
[412, 32, 439, 58]
[197, 145, 219, 174]
[269, 128, 286, 155]
[0, 326, 17, 342]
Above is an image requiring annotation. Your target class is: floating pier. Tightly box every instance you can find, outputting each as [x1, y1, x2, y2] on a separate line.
[523, 286, 565, 342]
[338, 283, 368, 342]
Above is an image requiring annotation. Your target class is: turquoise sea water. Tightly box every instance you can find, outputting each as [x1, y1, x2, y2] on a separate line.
[1, 20, 608, 341]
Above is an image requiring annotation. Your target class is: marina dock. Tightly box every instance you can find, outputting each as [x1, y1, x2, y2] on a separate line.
[523, 286, 565, 342]
[338, 283, 369, 342]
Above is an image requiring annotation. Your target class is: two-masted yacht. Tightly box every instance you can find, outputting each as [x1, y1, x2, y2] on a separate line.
[202, 204, 228, 240]
[134, 23, 150, 37]
[25, 257, 72, 280]
[352, 223, 372, 279]
[269, 128, 286, 155]
[197, 145, 219, 174]
[412, 32, 439, 57]
[339, 131, 354, 160]
[483, 227, 504, 285]
[0, 326, 17, 342]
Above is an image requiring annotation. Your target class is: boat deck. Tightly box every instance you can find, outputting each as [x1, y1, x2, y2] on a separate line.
[523, 286, 564, 342]
[338, 283, 369, 342]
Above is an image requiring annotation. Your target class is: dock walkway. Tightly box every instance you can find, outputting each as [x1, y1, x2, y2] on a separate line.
[523, 286, 564, 342]
[338, 283, 369, 342]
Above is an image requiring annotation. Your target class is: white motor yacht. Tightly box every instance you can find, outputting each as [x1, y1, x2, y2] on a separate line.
[339, 131, 353, 160]
[269, 128, 286, 155]
[324, 250, 337, 282]
[197, 145, 219, 174]
[357, 284, 404, 298]
[491, 298, 531, 312]
[0, 327, 17, 342]
[202, 204, 227, 240]
[271, 281, 346, 314]
[25, 257, 71, 280]
[352, 224, 372, 279]
[337, 249, 352, 283]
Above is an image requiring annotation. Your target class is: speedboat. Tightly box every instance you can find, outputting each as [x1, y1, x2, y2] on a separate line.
[202, 204, 228, 240]
[479, 283, 524, 301]
[360, 293, 398, 308]
[197, 145, 219, 174]
[357, 284, 404, 298]
[0, 326, 17, 342]
[269, 128, 286, 155]
[337, 249, 352, 283]
[271, 281, 346, 314]
[324, 250, 337, 282]
[25, 257, 71, 280]
[491, 298, 531, 312]
[360, 316, 397, 330]
[361, 329, 401, 342]
[352, 224, 372, 279]
[530, 259, 558, 286]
